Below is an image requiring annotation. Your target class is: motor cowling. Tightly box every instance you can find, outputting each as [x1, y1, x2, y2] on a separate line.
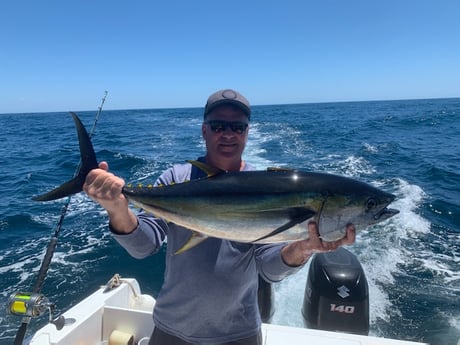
[302, 247, 369, 335]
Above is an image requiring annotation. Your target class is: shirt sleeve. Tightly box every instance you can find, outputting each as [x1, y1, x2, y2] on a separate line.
[110, 213, 168, 259]
[255, 243, 304, 282]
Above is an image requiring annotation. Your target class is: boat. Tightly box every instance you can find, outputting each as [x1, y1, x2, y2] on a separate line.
[19, 248, 429, 345]
[23, 274, 428, 345]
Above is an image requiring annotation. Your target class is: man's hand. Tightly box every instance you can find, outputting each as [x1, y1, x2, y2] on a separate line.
[83, 162, 127, 212]
[83, 161, 138, 234]
[281, 222, 356, 267]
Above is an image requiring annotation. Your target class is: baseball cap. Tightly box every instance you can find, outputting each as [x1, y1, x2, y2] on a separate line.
[204, 89, 251, 119]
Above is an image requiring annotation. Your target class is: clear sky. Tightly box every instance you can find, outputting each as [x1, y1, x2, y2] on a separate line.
[1, 0, 459, 113]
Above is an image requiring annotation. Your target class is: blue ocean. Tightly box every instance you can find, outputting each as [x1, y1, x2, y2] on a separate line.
[0, 98, 459, 345]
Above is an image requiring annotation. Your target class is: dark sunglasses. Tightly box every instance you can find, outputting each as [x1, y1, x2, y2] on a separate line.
[204, 120, 249, 134]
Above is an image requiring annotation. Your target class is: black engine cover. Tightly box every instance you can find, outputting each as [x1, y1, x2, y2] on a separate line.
[302, 247, 369, 335]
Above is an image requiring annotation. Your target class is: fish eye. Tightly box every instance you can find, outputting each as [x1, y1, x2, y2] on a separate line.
[366, 198, 377, 211]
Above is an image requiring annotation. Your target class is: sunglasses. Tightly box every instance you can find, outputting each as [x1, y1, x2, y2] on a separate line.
[204, 120, 249, 134]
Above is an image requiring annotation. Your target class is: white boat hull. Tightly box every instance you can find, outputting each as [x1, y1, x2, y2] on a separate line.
[27, 275, 428, 345]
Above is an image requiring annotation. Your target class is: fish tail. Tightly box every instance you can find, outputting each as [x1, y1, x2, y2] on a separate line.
[32, 112, 99, 201]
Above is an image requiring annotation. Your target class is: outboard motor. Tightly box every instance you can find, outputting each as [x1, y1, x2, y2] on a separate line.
[302, 247, 369, 335]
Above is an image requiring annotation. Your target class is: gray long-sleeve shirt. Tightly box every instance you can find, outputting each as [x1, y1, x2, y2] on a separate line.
[112, 158, 302, 344]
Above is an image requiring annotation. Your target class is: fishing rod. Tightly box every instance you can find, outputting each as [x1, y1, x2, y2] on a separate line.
[10, 91, 108, 345]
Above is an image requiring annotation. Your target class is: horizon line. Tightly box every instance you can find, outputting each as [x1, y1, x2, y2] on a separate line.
[1, 95, 459, 116]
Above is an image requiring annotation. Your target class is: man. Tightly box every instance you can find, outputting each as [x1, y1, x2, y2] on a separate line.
[83, 89, 355, 345]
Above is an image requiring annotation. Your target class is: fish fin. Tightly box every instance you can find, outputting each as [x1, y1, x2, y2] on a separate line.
[174, 232, 209, 254]
[266, 167, 296, 172]
[33, 112, 99, 201]
[186, 160, 224, 177]
[254, 208, 316, 242]
[33, 176, 86, 201]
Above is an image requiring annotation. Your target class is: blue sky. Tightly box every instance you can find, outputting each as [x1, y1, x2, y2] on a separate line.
[1, 0, 459, 113]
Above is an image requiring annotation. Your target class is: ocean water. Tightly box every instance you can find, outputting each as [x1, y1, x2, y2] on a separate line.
[0, 98, 459, 345]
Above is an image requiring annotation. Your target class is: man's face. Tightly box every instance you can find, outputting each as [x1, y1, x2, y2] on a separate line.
[202, 105, 249, 167]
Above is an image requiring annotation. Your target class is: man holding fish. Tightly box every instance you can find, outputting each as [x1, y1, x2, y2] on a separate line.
[83, 89, 356, 345]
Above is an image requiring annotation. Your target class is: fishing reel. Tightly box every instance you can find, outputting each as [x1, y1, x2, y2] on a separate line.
[8, 292, 54, 318]
[8, 292, 74, 330]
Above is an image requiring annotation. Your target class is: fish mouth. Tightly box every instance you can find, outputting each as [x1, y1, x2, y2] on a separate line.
[374, 207, 399, 221]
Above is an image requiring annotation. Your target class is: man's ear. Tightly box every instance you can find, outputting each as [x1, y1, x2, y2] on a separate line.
[201, 123, 207, 137]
